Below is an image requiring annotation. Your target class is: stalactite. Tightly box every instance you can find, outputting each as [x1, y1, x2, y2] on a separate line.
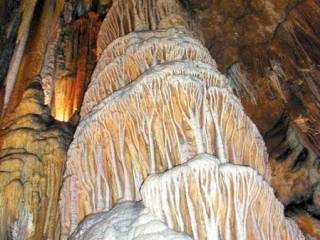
[2, 0, 38, 116]
[266, 60, 287, 102]
[51, 12, 101, 122]
[227, 63, 257, 104]
[2, 0, 66, 119]
[40, 23, 61, 106]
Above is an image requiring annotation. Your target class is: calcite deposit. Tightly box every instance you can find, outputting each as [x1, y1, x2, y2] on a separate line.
[0, 80, 72, 239]
[59, 0, 302, 239]
[69, 201, 192, 240]
[141, 154, 304, 240]
[0, 0, 319, 239]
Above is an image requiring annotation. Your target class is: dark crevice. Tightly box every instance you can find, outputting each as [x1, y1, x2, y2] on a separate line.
[0, 1, 21, 87]
[291, 148, 308, 171]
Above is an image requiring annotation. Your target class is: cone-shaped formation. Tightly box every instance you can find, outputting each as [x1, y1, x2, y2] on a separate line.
[59, 0, 303, 239]
[96, 0, 190, 56]
[69, 201, 192, 240]
[0, 80, 71, 239]
[81, 29, 217, 116]
[141, 154, 304, 240]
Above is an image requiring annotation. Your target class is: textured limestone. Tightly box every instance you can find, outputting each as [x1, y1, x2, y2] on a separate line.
[288, 209, 320, 239]
[0, 80, 71, 239]
[96, 0, 191, 56]
[50, 13, 101, 122]
[81, 29, 217, 117]
[61, 73, 269, 236]
[59, 0, 279, 238]
[2, 0, 38, 115]
[269, 123, 319, 206]
[1, 0, 317, 239]
[69, 201, 192, 240]
[2, 0, 66, 118]
[141, 154, 304, 240]
[60, 16, 271, 237]
[190, 1, 320, 236]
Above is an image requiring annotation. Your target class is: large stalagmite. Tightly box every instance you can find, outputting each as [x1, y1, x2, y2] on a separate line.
[0, 79, 71, 239]
[59, 0, 303, 239]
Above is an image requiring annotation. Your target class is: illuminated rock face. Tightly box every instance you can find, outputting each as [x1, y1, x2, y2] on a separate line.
[49, 14, 101, 122]
[0, 80, 71, 240]
[59, 0, 303, 239]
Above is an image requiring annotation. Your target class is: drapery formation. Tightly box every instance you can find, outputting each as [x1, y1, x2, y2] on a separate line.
[142, 154, 303, 239]
[59, 0, 303, 239]
[0, 80, 71, 239]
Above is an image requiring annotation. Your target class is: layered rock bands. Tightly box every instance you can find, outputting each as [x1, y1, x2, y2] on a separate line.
[59, 0, 304, 239]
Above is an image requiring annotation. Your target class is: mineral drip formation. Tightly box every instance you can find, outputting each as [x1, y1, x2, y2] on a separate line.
[69, 201, 192, 240]
[0, 80, 71, 239]
[60, 0, 304, 239]
[141, 154, 304, 240]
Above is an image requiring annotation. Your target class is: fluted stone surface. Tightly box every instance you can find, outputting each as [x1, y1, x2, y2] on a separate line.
[141, 154, 304, 240]
[1, 0, 319, 239]
[96, 0, 191, 56]
[0, 80, 71, 239]
[59, 0, 303, 239]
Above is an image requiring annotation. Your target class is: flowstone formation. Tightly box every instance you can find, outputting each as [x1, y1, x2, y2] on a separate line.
[59, 0, 304, 239]
[141, 154, 302, 239]
[69, 201, 192, 240]
[190, 1, 320, 233]
[0, 79, 72, 239]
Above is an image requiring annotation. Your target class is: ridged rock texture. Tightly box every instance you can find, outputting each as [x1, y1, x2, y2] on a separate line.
[0, 0, 320, 239]
[141, 154, 303, 240]
[189, 0, 320, 235]
[0, 80, 72, 239]
[0, 1, 99, 239]
[0, 0, 102, 122]
[59, 0, 303, 239]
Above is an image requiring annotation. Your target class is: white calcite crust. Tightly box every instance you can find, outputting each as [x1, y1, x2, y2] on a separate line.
[59, 0, 303, 239]
[60, 72, 270, 236]
[141, 154, 305, 240]
[97, 0, 190, 55]
[81, 29, 219, 117]
[69, 201, 192, 240]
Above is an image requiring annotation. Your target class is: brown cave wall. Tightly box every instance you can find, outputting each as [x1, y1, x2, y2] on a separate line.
[0, 79, 72, 239]
[0, 1, 103, 239]
[50, 12, 101, 122]
[0, 0, 104, 122]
